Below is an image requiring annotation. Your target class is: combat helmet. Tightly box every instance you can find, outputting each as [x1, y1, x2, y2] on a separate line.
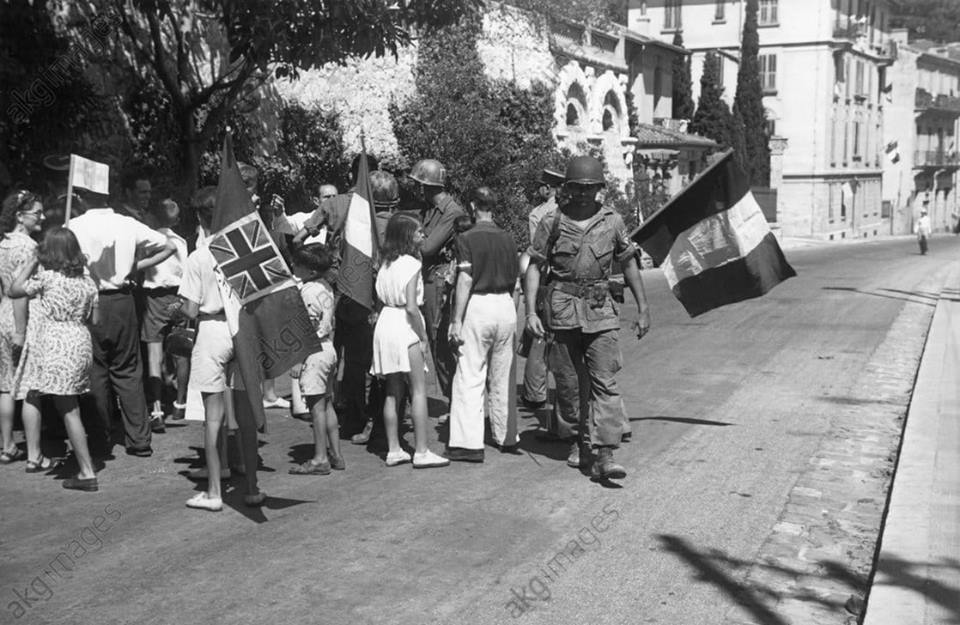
[409, 159, 446, 187]
[564, 156, 605, 186]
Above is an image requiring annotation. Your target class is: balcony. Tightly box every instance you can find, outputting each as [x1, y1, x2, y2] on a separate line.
[915, 88, 960, 115]
[914, 150, 960, 168]
[833, 22, 863, 40]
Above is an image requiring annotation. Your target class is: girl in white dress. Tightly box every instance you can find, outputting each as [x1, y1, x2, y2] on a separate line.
[371, 214, 449, 469]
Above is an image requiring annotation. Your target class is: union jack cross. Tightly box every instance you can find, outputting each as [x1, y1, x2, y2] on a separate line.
[208, 213, 293, 304]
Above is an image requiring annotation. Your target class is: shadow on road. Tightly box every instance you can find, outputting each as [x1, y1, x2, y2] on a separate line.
[822, 286, 937, 306]
[859, 556, 960, 623]
[632, 416, 734, 427]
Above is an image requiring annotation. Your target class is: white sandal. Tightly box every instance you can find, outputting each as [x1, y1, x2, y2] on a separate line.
[413, 450, 450, 469]
[385, 450, 412, 467]
[185, 492, 223, 511]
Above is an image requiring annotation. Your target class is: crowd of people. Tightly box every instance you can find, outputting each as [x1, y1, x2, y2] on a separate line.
[0, 150, 651, 509]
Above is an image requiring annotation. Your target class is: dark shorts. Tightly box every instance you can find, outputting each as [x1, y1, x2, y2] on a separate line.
[140, 289, 180, 342]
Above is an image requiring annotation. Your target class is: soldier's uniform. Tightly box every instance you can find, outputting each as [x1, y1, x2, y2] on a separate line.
[528, 204, 637, 453]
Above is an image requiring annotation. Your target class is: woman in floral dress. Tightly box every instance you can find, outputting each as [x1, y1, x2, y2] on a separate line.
[9, 227, 99, 491]
[0, 189, 47, 470]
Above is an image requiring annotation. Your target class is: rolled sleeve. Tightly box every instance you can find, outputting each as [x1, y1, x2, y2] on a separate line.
[455, 236, 473, 275]
[527, 213, 554, 264]
[135, 221, 170, 255]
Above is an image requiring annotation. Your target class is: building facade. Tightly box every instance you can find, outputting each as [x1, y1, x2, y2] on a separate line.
[883, 32, 960, 235]
[629, 0, 896, 240]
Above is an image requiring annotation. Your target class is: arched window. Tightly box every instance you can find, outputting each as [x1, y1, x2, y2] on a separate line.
[567, 103, 580, 126]
[602, 109, 614, 131]
[565, 83, 588, 129]
[602, 91, 622, 133]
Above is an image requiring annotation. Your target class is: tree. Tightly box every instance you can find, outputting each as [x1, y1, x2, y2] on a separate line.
[690, 52, 744, 167]
[390, 15, 559, 245]
[733, 0, 770, 186]
[671, 32, 695, 120]
[57, 0, 480, 194]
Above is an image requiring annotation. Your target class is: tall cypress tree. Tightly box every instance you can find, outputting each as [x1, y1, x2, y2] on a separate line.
[671, 31, 695, 120]
[733, 0, 770, 186]
[690, 52, 747, 168]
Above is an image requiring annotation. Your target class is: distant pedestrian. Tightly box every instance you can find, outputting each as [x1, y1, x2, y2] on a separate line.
[117, 169, 154, 225]
[916, 205, 932, 255]
[446, 187, 519, 462]
[370, 213, 449, 469]
[288, 244, 344, 475]
[9, 227, 99, 491]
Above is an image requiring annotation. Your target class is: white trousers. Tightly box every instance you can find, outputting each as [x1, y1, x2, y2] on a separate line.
[449, 293, 517, 450]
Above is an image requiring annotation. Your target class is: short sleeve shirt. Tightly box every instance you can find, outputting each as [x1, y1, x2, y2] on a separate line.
[299, 279, 335, 341]
[527, 205, 637, 333]
[68, 208, 169, 290]
[178, 246, 226, 315]
[455, 222, 519, 294]
[528, 197, 557, 243]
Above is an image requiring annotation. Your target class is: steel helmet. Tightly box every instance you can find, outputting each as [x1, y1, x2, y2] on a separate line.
[564, 156, 605, 186]
[409, 159, 447, 187]
[369, 170, 400, 208]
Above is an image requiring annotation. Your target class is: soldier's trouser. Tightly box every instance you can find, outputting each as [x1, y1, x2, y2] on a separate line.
[422, 279, 456, 400]
[335, 296, 373, 436]
[449, 293, 517, 449]
[548, 328, 623, 448]
[522, 332, 548, 405]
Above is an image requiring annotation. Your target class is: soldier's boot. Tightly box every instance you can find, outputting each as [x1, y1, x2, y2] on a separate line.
[566, 439, 584, 468]
[591, 447, 626, 480]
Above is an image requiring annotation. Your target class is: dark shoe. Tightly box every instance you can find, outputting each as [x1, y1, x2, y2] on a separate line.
[445, 447, 484, 463]
[0, 448, 26, 464]
[170, 401, 187, 421]
[591, 447, 626, 480]
[292, 413, 312, 422]
[126, 446, 153, 458]
[488, 441, 523, 455]
[151, 417, 166, 434]
[62, 476, 99, 492]
[621, 431, 632, 443]
[328, 452, 346, 471]
[566, 441, 583, 468]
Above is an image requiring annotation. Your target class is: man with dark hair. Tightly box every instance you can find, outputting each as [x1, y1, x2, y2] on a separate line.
[445, 187, 519, 462]
[407, 158, 466, 401]
[292, 153, 383, 439]
[68, 188, 176, 457]
[524, 156, 650, 481]
[118, 169, 154, 224]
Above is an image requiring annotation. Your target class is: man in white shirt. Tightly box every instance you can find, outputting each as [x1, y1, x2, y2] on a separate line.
[68, 189, 176, 457]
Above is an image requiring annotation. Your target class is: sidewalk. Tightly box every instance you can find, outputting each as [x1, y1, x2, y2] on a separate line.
[862, 261, 960, 625]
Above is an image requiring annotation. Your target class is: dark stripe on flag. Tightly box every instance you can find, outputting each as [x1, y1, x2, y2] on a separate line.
[672, 232, 796, 317]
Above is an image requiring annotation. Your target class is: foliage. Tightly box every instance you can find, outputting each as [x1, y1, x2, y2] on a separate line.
[390, 15, 560, 247]
[733, 0, 770, 186]
[670, 32, 695, 121]
[690, 52, 745, 168]
[890, 0, 960, 43]
[55, 0, 481, 193]
[503, 0, 622, 27]
[0, 0, 115, 195]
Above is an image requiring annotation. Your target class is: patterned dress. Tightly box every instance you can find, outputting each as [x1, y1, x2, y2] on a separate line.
[13, 270, 98, 398]
[0, 232, 37, 393]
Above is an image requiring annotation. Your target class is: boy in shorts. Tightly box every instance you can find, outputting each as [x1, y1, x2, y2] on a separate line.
[288, 244, 343, 475]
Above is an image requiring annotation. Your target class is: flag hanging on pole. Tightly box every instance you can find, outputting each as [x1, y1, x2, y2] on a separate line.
[631, 150, 796, 317]
[210, 134, 322, 422]
[68, 154, 109, 194]
[338, 143, 380, 310]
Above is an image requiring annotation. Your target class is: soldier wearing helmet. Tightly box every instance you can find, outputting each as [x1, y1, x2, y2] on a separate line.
[407, 158, 467, 400]
[524, 155, 651, 482]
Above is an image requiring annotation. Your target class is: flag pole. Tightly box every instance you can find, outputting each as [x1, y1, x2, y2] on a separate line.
[64, 154, 76, 225]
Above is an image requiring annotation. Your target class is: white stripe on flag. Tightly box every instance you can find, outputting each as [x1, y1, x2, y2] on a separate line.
[661, 191, 771, 288]
[69, 154, 110, 194]
[344, 194, 373, 257]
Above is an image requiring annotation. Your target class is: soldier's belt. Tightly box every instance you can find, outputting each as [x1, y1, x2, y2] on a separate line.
[549, 279, 609, 297]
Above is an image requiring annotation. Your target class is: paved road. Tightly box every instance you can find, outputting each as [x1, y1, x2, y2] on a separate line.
[2, 235, 957, 625]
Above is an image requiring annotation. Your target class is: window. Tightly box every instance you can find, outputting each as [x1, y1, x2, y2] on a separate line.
[759, 54, 777, 92]
[854, 60, 865, 96]
[664, 0, 682, 30]
[717, 55, 724, 85]
[759, 0, 778, 25]
[653, 66, 664, 111]
[714, 0, 725, 21]
[853, 121, 862, 159]
[566, 104, 580, 127]
[766, 119, 776, 137]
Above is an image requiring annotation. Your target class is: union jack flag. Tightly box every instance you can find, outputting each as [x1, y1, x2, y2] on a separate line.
[208, 212, 293, 304]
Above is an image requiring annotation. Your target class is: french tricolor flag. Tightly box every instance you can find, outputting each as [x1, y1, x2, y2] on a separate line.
[632, 151, 796, 317]
[339, 150, 380, 310]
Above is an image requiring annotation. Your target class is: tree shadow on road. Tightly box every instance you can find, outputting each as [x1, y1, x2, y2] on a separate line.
[656, 534, 960, 624]
[632, 416, 734, 427]
[822, 286, 937, 306]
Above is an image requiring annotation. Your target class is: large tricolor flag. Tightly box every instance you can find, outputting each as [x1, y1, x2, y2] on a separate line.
[631, 150, 796, 317]
[338, 149, 379, 309]
[210, 135, 322, 421]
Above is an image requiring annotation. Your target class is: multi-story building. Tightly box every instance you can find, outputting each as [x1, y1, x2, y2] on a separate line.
[883, 31, 960, 234]
[628, 0, 896, 240]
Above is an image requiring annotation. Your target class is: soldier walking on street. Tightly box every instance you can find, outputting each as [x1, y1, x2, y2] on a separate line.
[524, 156, 651, 481]
[408, 158, 466, 401]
